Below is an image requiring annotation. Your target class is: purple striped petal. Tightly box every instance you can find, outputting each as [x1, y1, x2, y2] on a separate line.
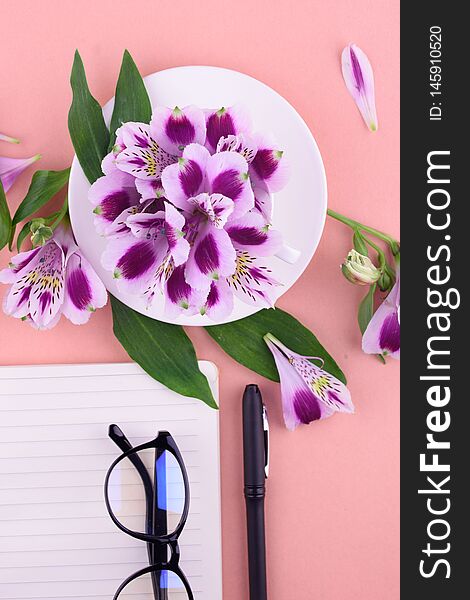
[216, 133, 257, 163]
[0, 154, 41, 192]
[264, 334, 353, 430]
[250, 134, 289, 193]
[89, 170, 140, 234]
[115, 122, 153, 150]
[0, 247, 41, 284]
[135, 178, 165, 202]
[164, 264, 208, 317]
[205, 105, 251, 152]
[62, 253, 107, 324]
[226, 212, 282, 257]
[228, 250, 281, 308]
[116, 142, 177, 180]
[206, 151, 254, 219]
[161, 143, 210, 211]
[151, 105, 206, 155]
[362, 275, 400, 359]
[190, 193, 234, 228]
[163, 203, 190, 266]
[185, 225, 236, 290]
[101, 234, 167, 294]
[253, 187, 273, 223]
[341, 43, 378, 131]
[200, 278, 233, 320]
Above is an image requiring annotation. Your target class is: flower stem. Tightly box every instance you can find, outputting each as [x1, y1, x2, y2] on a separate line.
[327, 208, 399, 248]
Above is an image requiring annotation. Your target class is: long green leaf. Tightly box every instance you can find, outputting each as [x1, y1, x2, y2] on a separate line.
[12, 168, 70, 227]
[358, 284, 376, 334]
[16, 221, 32, 252]
[111, 296, 217, 408]
[68, 50, 109, 184]
[206, 308, 346, 384]
[0, 180, 12, 250]
[108, 50, 152, 150]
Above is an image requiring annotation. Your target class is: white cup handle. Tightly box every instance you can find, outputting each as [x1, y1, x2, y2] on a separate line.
[275, 243, 301, 264]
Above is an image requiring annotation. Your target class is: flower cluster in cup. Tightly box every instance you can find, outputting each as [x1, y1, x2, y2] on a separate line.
[90, 104, 289, 320]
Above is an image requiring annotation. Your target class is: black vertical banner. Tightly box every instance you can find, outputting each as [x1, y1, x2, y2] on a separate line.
[401, 4, 466, 598]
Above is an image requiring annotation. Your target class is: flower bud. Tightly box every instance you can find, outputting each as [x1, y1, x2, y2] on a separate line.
[30, 221, 53, 247]
[342, 249, 381, 285]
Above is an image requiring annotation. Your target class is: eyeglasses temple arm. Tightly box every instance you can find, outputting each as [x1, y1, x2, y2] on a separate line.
[108, 425, 158, 570]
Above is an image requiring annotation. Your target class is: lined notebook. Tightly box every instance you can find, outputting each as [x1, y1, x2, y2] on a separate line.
[0, 362, 222, 600]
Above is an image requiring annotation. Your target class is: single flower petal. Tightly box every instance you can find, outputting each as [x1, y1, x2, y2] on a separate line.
[151, 105, 206, 155]
[115, 121, 154, 150]
[226, 211, 282, 257]
[190, 193, 234, 229]
[228, 250, 281, 308]
[161, 143, 210, 212]
[185, 225, 236, 290]
[253, 187, 273, 223]
[264, 334, 353, 430]
[62, 253, 107, 324]
[116, 141, 177, 180]
[0, 154, 40, 192]
[341, 43, 378, 131]
[163, 202, 191, 266]
[216, 133, 258, 163]
[164, 263, 208, 317]
[89, 170, 140, 234]
[200, 278, 234, 321]
[206, 151, 254, 219]
[250, 133, 289, 193]
[205, 105, 252, 152]
[362, 276, 400, 359]
[135, 178, 165, 202]
[0, 133, 20, 144]
[101, 152, 118, 175]
[0, 247, 42, 284]
[101, 234, 167, 294]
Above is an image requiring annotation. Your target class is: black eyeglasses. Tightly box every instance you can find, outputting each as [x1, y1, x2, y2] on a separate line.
[104, 424, 194, 600]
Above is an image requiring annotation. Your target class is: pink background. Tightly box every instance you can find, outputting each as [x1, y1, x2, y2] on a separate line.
[1, 1, 399, 598]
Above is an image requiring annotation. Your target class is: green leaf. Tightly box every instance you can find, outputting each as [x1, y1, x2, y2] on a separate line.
[68, 50, 110, 184]
[358, 284, 376, 334]
[108, 50, 152, 150]
[206, 308, 346, 384]
[353, 230, 368, 255]
[0, 180, 12, 250]
[12, 168, 70, 228]
[111, 296, 217, 409]
[16, 221, 32, 252]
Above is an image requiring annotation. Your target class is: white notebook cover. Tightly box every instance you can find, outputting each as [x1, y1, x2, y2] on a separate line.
[0, 361, 222, 600]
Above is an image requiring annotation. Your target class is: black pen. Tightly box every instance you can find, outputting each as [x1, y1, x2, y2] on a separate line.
[243, 384, 269, 600]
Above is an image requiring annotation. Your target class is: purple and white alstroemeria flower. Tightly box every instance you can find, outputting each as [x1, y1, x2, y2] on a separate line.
[0, 153, 40, 192]
[264, 333, 354, 430]
[0, 223, 107, 328]
[362, 272, 400, 359]
[341, 43, 378, 132]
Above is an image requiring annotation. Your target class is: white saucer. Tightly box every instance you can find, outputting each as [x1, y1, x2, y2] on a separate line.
[68, 65, 327, 326]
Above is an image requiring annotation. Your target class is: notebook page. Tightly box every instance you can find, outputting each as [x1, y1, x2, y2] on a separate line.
[0, 362, 222, 600]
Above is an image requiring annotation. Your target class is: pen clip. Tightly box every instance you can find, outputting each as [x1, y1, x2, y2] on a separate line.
[262, 405, 269, 478]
